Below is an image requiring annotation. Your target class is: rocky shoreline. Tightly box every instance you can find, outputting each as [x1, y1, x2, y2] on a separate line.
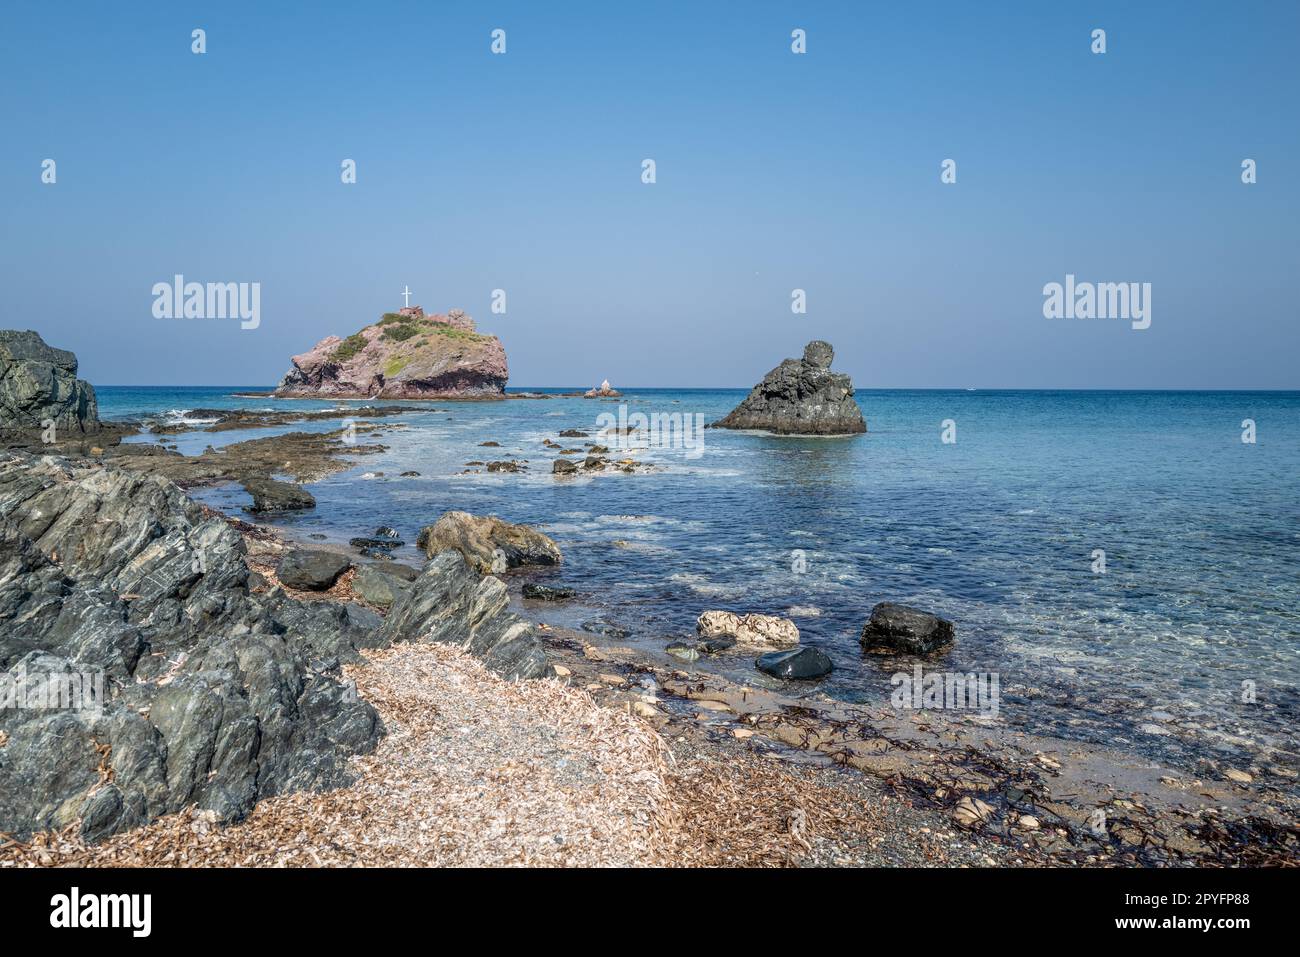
[1, 333, 1295, 866]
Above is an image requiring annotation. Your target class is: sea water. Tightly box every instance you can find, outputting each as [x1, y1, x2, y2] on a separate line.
[96, 386, 1300, 773]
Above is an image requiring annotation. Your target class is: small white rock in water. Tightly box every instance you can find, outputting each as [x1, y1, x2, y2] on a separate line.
[785, 605, 822, 617]
[1224, 769, 1253, 784]
[697, 610, 799, 649]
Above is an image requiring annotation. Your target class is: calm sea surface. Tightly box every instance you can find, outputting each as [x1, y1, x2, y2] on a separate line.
[97, 386, 1300, 773]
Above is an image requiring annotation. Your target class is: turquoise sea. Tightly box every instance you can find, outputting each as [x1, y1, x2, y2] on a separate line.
[97, 386, 1300, 774]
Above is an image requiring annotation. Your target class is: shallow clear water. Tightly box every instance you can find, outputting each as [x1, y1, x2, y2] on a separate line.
[98, 386, 1300, 773]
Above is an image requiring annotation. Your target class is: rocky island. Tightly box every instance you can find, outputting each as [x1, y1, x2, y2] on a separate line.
[712, 340, 866, 435]
[275, 307, 508, 399]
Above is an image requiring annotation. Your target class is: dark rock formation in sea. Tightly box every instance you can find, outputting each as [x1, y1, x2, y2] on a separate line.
[860, 602, 955, 655]
[274, 306, 508, 399]
[711, 340, 866, 435]
[0, 330, 100, 435]
[415, 511, 562, 573]
[0, 453, 383, 841]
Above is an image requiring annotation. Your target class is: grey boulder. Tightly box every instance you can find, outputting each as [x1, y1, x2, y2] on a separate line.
[276, 549, 351, 591]
[0, 329, 100, 434]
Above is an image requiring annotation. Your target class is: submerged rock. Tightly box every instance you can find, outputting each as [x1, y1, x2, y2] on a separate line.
[277, 549, 351, 590]
[711, 340, 865, 435]
[0, 330, 100, 435]
[521, 583, 575, 601]
[665, 640, 700, 662]
[859, 602, 955, 655]
[240, 477, 315, 513]
[415, 510, 562, 573]
[697, 610, 799, 650]
[756, 646, 833, 680]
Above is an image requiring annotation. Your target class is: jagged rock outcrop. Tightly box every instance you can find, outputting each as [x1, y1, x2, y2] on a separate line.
[275, 307, 508, 399]
[377, 551, 551, 680]
[0, 330, 100, 435]
[712, 340, 866, 435]
[0, 452, 383, 841]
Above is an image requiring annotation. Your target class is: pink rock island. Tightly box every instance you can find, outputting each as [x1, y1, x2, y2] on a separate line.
[275, 306, 508, 399]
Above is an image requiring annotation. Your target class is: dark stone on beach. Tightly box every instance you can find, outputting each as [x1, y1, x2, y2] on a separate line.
[277, 549, 351, 590]
[349, 536, 403, 552]
[241, 477, 315, 513]
[559, 429, 587, 438]
[352, 562, 414, 610]
[0, 330, 100, 435]
[581, 618, 630, 640]
[0, 453, 381, 842]
[756, 646, 833, 680]
[711, 340, 866, 435]
[369, 561, 418, 582]
[522, 583, 575, 601]
[552, 458, 579, 475]
[860, 602, 955, 655]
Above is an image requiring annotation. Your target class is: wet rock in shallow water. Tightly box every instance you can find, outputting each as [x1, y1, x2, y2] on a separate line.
[756, 646, 833, 680]
[277, 549, 351, 590]
[399, 470, 420, 477]
[559, 429, 587, 438]
[349, 536, 403, 552]
[352, 562, 414, 610]
[665, 641, 700, 662]
[522, 583, 575, 601]
[240, 477, 315, 513]
[416, 510, 561, 573]
[859, 602, 955, 655]
[486, 460, 525, 473]
[697, 610, 799, 650]
[374, 525, 399, 538]
[479, 441, 500, 447]
[581, 618, 630, 640]
[583, 456, 606, 470]
[552, 458, 579, 475]
[697, 634, 737, 654]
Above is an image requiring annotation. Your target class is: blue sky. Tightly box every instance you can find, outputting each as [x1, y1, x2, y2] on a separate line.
[2, 1, 1296, 388]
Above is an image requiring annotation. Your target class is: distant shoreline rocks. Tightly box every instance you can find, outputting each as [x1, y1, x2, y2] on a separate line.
[711, 340, 866, 435]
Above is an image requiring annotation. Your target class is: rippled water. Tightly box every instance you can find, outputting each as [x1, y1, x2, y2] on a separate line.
[99, 386, 1300, 773]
